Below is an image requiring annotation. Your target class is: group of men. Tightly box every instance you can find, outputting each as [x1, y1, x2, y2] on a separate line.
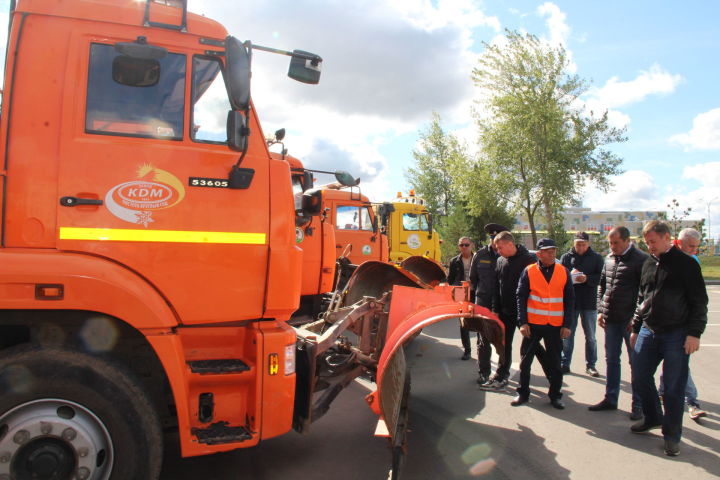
[446, 221, 708, 456]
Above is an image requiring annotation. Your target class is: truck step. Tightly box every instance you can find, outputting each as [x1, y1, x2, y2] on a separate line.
[192, 421, 253, 445]
[187, 359, 250, 374]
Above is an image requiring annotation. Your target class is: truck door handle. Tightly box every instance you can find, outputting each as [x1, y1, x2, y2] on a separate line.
[60, 196, 103, 207]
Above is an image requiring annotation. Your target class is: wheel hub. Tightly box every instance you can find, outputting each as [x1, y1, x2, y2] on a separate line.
[0, 399, 114, 480]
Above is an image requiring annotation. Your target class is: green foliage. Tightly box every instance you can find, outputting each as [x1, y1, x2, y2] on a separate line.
[700, 255, 720, 280]
[405, 112, 466, 223]
[468, 30, 626, 246]
[407, 113, 514, 263]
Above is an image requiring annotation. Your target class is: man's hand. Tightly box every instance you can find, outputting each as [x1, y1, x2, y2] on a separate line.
[630, 332, 638, 349]
[597, 313, 605, 329]
[560, 327, 571, 339]
[519, 324, 531, 338]
[685, 336, 700, 355]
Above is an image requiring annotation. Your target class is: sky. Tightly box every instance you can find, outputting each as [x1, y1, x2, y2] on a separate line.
[1, 1, 719, 238]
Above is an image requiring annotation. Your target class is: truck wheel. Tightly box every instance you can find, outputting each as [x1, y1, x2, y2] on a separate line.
[0, 345, 162, 480]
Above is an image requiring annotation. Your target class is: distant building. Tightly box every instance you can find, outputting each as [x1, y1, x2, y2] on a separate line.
[513, 207, 702, 249]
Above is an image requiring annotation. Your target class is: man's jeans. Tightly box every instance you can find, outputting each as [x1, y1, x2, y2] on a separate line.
[632, 326, 689, 443]
[659, 370, 699, 407]
[562, 309, 598, 368]
[604, 322, 641, 408]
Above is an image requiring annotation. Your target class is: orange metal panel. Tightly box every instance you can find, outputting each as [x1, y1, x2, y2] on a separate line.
[258, 320, 297, 440]
[0, 249, 177, 329]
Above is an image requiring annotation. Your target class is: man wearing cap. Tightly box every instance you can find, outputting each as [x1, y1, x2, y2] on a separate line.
[447, 237, 476, 360]
[469, 224, 505, 383]
[512, 238, 573, 409]
[560, 231, 604, 376]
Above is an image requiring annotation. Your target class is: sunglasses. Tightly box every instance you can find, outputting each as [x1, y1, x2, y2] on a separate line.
[458, 243, 470, 247]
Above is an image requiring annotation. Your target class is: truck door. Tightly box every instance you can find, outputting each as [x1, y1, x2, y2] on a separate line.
[397, 210, 431, 260]
[55, 32, 270, 324]
[334, 204, 377, 264]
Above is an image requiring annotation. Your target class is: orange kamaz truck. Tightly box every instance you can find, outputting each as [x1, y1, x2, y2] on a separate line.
[0, 2, 502, 479]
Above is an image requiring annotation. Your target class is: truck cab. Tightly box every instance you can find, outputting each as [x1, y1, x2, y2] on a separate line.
[378, 191, 442, 263]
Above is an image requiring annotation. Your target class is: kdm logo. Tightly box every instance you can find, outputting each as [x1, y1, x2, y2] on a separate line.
[106, 164, 185, 227]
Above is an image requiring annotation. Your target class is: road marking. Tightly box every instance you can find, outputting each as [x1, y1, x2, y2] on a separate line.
[700, 344, 720, 347]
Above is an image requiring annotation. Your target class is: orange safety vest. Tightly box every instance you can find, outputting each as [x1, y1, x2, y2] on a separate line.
[526, 262, 567, 327]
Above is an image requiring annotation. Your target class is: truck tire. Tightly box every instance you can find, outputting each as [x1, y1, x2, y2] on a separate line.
[0, 345, 163, 480]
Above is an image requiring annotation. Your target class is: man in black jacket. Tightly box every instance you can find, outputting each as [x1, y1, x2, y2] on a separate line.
[447, 236, 475, 360]
[469, 224, 505, 384]
[479, 231, 547, 389]
[629, 221, 708, 457]
[560, 231, 604, 376]
[589, 226, 648, 419]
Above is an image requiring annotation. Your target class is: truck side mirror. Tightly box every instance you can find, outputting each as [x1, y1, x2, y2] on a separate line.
[334, 170, 359, 187]
[427, 214, 433, 239]
[227, 110, 248, 152]
[288, 50, 322, 84]
[372, 216, 379, 234]
[303, 170, 314, 191]
[225, 36, 251, 111]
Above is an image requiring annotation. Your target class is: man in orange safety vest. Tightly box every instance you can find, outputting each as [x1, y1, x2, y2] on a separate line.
[512, 238, 573, 409]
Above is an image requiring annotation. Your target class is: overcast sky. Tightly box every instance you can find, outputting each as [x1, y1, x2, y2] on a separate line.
[2, 1, 719, 238]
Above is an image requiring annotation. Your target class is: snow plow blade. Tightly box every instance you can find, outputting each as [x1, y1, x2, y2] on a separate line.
[365, 284, 504, 427]
[291, 257, 503, 478]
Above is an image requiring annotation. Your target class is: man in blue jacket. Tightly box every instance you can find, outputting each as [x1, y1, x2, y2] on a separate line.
[560, 231, 604, 376]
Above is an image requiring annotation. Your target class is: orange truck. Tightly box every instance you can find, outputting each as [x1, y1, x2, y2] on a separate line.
[0, 1, 503, 479]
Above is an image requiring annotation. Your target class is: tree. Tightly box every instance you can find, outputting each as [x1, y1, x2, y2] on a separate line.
[665, 198, 704, 238]
[407, 114, 514, 262]
[405, 112, 463, 223]
[469, 30, 626, 246]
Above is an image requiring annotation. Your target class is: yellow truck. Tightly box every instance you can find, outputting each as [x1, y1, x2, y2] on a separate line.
[377, 191, 442, 263]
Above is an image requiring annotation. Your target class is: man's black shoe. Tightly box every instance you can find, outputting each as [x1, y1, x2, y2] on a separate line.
[664, 439, 680, 456]
[461, 351, 471, 361]
[561, 365, 570, 374]
[588, 399, 617, 411]
[586, 366, 599, 377]
[630, 420, 662, 434]
[550, 399, 565, 410]
[629, 407, 644, 421]
[510, 395, 529, 406]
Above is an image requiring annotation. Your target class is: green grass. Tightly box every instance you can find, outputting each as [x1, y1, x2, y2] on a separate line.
[700, 255, 720, 280]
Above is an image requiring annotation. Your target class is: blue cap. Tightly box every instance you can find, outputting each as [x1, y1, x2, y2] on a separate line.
[536, 238, 557, 250]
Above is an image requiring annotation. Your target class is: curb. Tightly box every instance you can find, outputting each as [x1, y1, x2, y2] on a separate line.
[705, 279, 720, 285]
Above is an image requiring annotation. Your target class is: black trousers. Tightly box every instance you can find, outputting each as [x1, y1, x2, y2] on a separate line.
[461, 323, 493, 376]
[517, 323, 563, 400]
[494, 313, 551, 380]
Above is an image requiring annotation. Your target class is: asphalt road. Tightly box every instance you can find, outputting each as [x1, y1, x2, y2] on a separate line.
[160, 284, 720, 479]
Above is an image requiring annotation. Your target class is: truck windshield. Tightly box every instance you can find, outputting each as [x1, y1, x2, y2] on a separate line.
[85, 43, 185, 140]
[192, 56, 231, 143]
[402, 213, 429, 232]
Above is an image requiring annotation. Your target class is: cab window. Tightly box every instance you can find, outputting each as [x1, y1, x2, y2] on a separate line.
[359, 207, 373, 232]
[336, 206, 360, 230]
[85, 43, 185, 140]
[402, 213, 429, 231]
[191, 56, 231, 143]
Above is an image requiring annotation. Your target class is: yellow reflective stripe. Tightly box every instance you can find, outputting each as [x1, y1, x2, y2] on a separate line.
[59, 227, 266, 245]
